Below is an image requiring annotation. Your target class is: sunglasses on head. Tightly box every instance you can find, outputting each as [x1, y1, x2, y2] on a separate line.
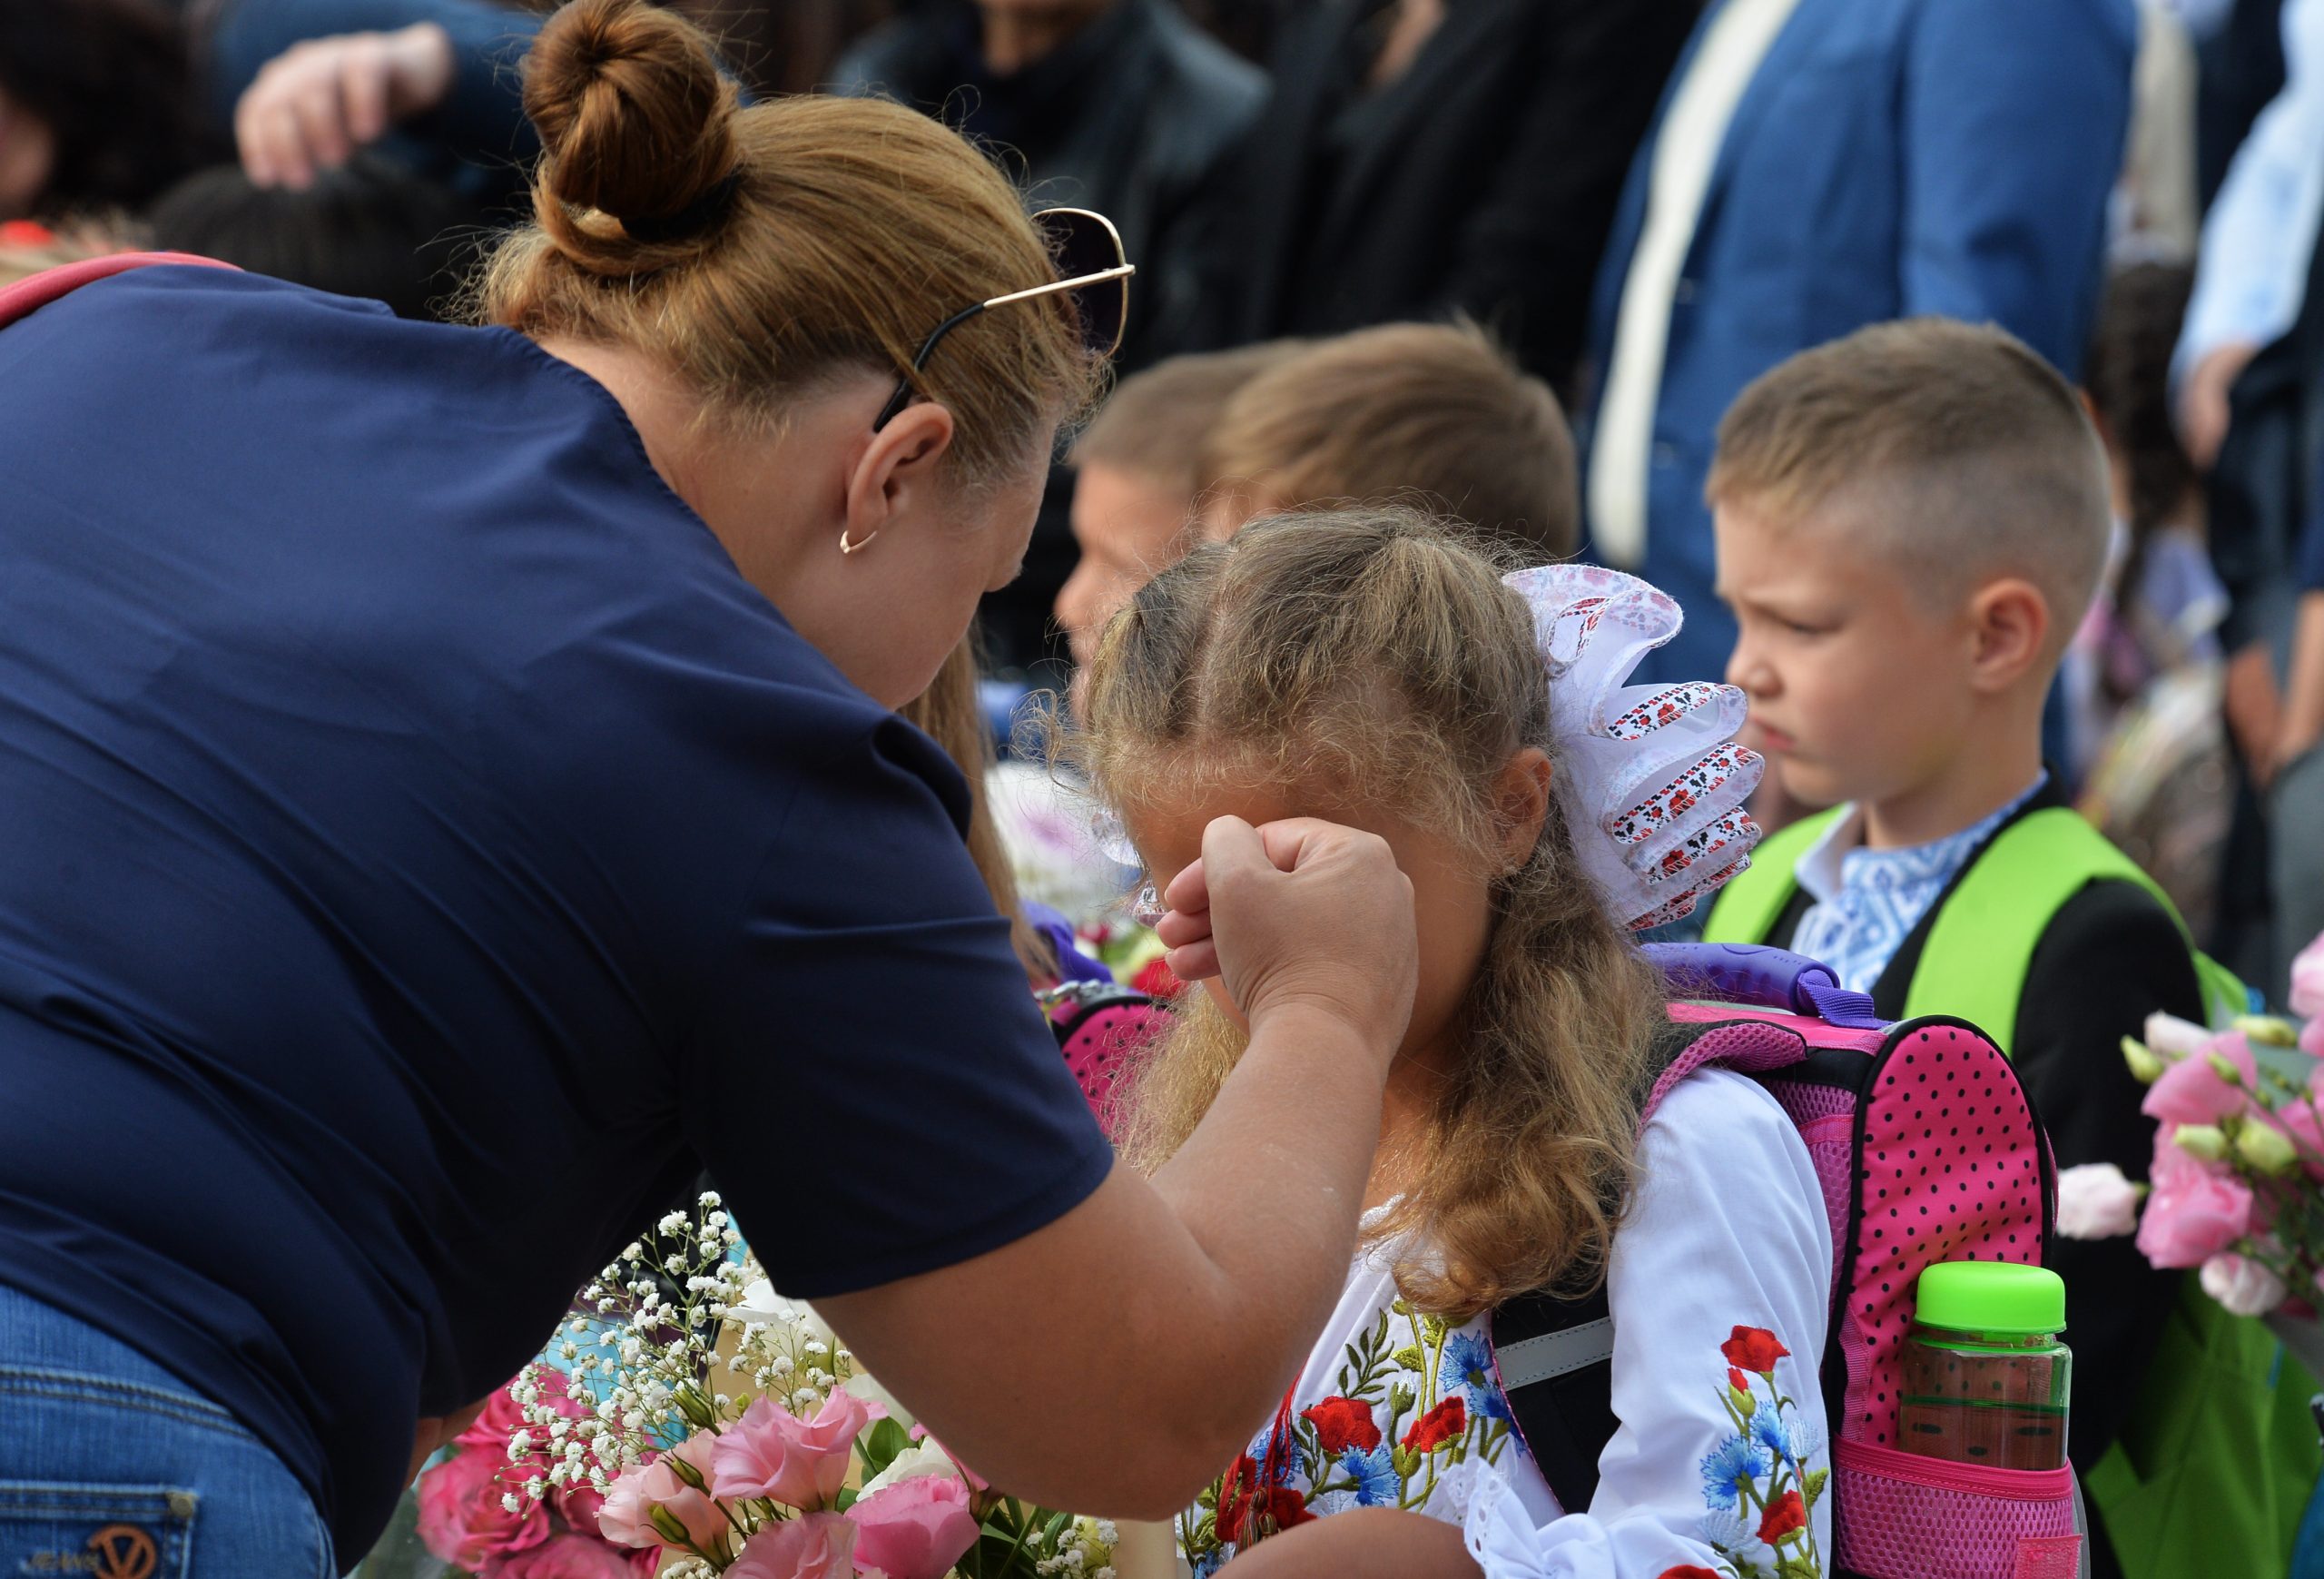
[871, 206, 1134, 432]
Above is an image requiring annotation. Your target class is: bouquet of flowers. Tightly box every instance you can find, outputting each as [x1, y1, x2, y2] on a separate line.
[419, 1194, 1123, 1579]
[2058, 935, 2324, 1333]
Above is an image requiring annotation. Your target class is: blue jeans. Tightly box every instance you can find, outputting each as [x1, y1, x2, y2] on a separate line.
[0, 1281, 337, 1577]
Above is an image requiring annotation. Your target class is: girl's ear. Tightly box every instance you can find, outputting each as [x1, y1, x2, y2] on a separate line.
[1493, 747, 1555, 871]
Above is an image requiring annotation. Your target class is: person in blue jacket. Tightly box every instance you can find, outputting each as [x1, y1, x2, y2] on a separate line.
[0, 3, 1423, 1573]
[1578, 0, 2139, 684]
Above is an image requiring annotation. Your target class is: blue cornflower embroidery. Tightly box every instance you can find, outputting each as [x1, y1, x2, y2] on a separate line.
[1699, 1434, 1769, 1512]
[1340, 1445, 1399, 1507]
[1752, 1406, 1796, 1465]
[1443, 1330, 1513, 1422]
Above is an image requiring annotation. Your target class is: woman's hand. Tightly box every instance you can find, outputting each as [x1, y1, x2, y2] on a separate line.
[1216, 1511, 1482, 1579]
[818, 819, 1416, 1517]
[1157, 816, 1417, 1078]
[236, 23, 456, 190]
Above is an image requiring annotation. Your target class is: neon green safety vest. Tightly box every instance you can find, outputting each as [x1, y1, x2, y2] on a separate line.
[1706, 805, 2318, 1579]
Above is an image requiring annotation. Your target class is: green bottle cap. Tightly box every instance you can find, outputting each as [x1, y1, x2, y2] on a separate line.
[1914, 1261, 2066, 1337]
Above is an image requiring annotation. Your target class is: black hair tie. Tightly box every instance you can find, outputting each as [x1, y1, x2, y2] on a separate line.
[619, 171, 743, 244]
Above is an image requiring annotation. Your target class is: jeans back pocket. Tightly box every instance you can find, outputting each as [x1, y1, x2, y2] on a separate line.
[0, 1483, 196, 1579]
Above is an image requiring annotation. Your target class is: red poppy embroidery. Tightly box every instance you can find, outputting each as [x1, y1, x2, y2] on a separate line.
[1720, 1326, 1790, 1373]
[1726, 1367, 1748, 1394]
[1300, 1396, 1382, 1456]
[1658, 1569, 1725, 1579]
[1400, 1396, 1467, 1453]
[1757, 1488, 1807, 1544]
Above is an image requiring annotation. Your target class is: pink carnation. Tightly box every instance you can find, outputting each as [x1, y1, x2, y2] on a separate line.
[847, 1474, 982, 1579]
[712, 1391, 881, 1511]
[2136, 1140, 2255, 1268]
[728, 1512, 860, 1579]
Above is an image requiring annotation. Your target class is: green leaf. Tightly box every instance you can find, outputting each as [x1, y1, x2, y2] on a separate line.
[860, 1417, 912, 1479]
[833, 1488, 859, 1513]
[1391, 1346, 1426, 1370]
[1801, 1467, 1829, 1510]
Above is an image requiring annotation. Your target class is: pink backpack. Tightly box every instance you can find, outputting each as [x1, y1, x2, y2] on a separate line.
[1491, 943, 2083, 1579]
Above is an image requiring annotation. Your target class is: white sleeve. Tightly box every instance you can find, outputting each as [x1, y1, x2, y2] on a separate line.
[2177, 0, 2324, 375]
[1462, 1071, 1837, 1579]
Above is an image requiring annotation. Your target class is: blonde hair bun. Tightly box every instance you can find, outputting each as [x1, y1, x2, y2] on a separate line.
[524, 0, 740, 267]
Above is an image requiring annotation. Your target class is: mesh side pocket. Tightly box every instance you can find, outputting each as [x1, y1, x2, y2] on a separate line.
[1834, 1438, 2077, 1579]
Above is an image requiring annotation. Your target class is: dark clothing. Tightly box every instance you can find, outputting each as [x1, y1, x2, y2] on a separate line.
[832, 0, 1267, 374]
[1758, 781, 2201, 1499]
[1187, 0, 1699, 390]
[0, 268, 1114, 1560]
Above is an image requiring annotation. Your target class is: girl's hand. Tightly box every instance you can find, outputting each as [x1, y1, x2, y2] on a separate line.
[1216, 1511, 1481, 1579]
[1157, 816, 1416, 1076]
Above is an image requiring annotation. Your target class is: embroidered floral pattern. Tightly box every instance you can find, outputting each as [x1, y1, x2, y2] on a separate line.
[1609, 682, 1725, 740]
[1690, 1327, 1826, 1579]
[1179, 1300, 1523, 1572]
[1608, 745, 1759, 845]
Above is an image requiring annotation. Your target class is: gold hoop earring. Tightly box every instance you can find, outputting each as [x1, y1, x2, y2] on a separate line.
[839, 528, 879, 555]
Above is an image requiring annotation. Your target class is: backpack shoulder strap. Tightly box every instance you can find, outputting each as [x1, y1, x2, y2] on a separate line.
[1900, 806, 2240, 1053]
[1701, 807, 1843, 946]
[0, 252, 234, 331]
[1490, 1015, 1818, 1512]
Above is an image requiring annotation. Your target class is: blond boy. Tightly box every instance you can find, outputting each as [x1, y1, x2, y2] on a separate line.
[1702, 318, 2309, 1576]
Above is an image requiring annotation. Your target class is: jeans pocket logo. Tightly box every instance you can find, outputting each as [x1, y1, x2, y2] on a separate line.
[84, 1525, 158, 1579]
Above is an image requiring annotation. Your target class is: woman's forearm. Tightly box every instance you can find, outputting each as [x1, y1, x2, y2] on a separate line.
[816, 1007, 1389, 1517]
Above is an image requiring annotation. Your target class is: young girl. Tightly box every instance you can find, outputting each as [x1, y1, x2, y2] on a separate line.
[1073, 509, 1834, 1579]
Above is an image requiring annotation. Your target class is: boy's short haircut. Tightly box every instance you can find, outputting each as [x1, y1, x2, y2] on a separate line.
[1203, 321, 1579, 559]
[1708, 317, 2112, 630]
[1070, 340, 1307, 499]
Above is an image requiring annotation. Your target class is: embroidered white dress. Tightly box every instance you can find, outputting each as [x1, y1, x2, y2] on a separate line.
[1181, 1071, 1836, 1579]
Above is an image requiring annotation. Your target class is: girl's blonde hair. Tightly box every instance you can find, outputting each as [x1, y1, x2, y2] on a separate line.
[476, 0, 1098, 488]
[1074, 508, 1666, 1319]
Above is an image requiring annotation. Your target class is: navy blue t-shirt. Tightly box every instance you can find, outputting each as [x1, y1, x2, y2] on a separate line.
[0, 268, 1114, 1559]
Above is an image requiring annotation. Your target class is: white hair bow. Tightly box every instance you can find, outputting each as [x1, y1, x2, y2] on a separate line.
[1503, 565, 1764, 931]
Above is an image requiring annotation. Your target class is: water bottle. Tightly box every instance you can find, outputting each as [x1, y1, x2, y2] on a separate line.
[1897, 1261, 2071, 1471]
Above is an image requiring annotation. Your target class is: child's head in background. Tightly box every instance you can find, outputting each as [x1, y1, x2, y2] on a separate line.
[1201, 321, 1577, 561]
[1057, 341, 1302, 672]
[145, 157, 482, 321]
[1070, 507, 1669, 1317]
[1711, 318, 2111, 844]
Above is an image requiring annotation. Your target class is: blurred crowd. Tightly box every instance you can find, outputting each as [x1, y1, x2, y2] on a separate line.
[4, 0, 2324, 1033]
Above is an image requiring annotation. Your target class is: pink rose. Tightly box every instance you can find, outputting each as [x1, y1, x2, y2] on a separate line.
[2136, 1140, 2254, 1268]
[596, 1435, 728, 1553]
[2142, 1032, 2258, 1125]
[417, 1445, 551, 1569]
[847, 1474, 982, 1579]
[2290, 933, 2324, 1020]
[713, 1391, 881, 1511]
[2055, 1163, 2144, 1239]
[486, 1533, 653, 1579]
[728, 1513, 861, 1579]
[2201, 1251, 2289, 1316]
